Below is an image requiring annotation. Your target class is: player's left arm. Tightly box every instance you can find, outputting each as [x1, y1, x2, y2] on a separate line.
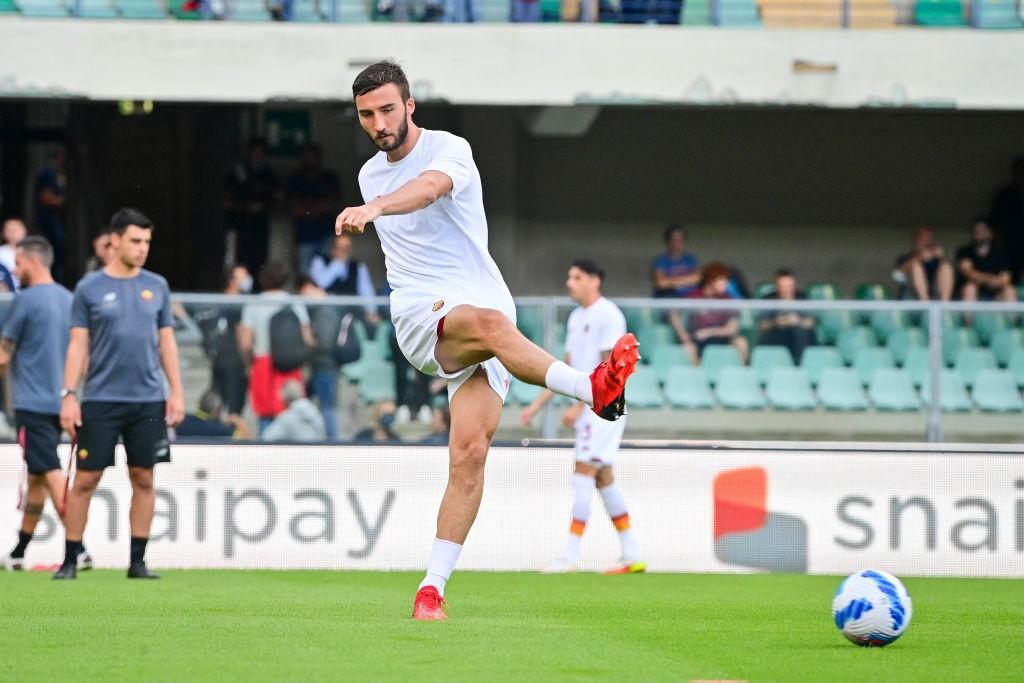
[158, 326, 185, 427]
[336, 171, 453, 235]
[0, 338, 14, 371]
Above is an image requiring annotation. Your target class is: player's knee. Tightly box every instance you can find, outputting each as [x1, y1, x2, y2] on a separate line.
[596, 468, 614, 488]
[474, 308, 510, 344]
[449, 437, 489, 476]
[73, 474, 100, 495]
[129, 468, 154, 492]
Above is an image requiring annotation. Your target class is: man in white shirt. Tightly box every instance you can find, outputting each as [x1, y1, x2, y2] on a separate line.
[337, 61, 639, 620]
[521, 260, 644, 575]
[308, 234, 379, 322]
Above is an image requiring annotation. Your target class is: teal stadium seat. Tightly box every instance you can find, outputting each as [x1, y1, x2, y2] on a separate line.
[476, 0, 510, 21]
[715, 367, 766, 410]
[954, 347, 996, 388]
[753, 282, 775, 299]
[0, 0, 18, 12]
[713, 0, 761, 25]
[342, 321, 392, 382]
[334, 0, 370, 22]
[624, 307, 655, 335]
[625, 366, 664, 408]
[807, 282, 840, 300]
[681, 0, 712, 24]
[1008, 349, 1024, 388]
[990, 329, 1024, 367]
[516, 305, 544, 343]
[15, 0, 69, 16]
[799, 346, 843, 386]
[855, 283, 887, 301]
[117, 0, 167, 17]
[837, 326, 877, 365]
[765, 367, 817, 410]
[230, 0, 271, 20]
[816, 310, 853, 345]
[290, 0, 328, 20]
[971, 312, 1010, 345]
[750, 345, 794, 385]
[817, 367, 870, 411]
[852, 347, 895, 386]
[971, 369, 1024, 412]
[637, 324, 675, 361]
[79, 0, 118, 17]
[510, 380, 542, 406]
[700, 344, 743, 385]
[651, 344, 692, 384]
[869, 310, 908, 344]
[868, 368, 921, 411]
[903, 346, 937, 388]
[664, 367, 715, 409]
[357, 361, 396, 403]
[971, 0, 1024, 27]
[915, 0, 967, 25]
[942, 326, 979, 367]
[920, 370, 973, 412]
[886, 327, 926, 366]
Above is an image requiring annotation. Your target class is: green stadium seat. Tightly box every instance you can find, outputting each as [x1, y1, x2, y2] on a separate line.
[869, 310, 908, 344]
[837, 326, 877, 364]
[516, 305, 544, 342]
[971, 0, 1024, 27]
[971, 369, 1024, 412]
[816, 309, 853, 345]
[335, 0, 370, 21]
[765, 367, 817, 410]
[1008, 349, 1024, 388]
[117, 0, 167, 17]
[625, 366, 664, 408]
[715, 367, 766, 409]
[664, 367, 715, 409]
[800, 346, 843, 386]
[853, 347, 895, 385]
[15, 0, 69, 16]
[750, 345, 794, 385]
[79, 0, 118, 17]
[715, 0, 761, 25]
[230, 0, 271, 19]
[807, 282, 840, 300]
[920, 370, 973, 412]
[855, 283, 888, 301]
[357, 361, 396, 403]
[624, 307, 655, 336]
[0, 0, 18, 12]
[868, 368, 921, 412]
[682, 0, 712, 23]
[886, 327, 926, 366]
[817, 367, 870, 411]
[903, 346, 933, 388]
[637, 324, 675, 361]
[700, 344, 743, 385]
[510, 380, 542, 406]
[990, 329, 1024, 367]
[971, 312, 1011, 345]
[942, 326, 979, 367]
[954, 347, 997, 388]
[342, 321, 392, 382]
[651, 344, 693, 384]
[914, 0, 966, 25]
[753, 282, 775, 299]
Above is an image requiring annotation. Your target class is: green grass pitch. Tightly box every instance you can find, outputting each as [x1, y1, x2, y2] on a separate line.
[1, 570, 1021, 682]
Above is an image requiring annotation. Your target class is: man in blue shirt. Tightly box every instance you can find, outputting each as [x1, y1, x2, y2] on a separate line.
[651, 224, 700, 297]
[34, 150, 67, 282]
[0, 237, 92, 571]
[55, 207, 185, 580]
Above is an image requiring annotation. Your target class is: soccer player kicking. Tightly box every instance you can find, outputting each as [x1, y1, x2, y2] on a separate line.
[337, 62, 639, 621]
[55, 208, 185, 580]
[521, 261, 645, 575]
[0, 237, 92, 572]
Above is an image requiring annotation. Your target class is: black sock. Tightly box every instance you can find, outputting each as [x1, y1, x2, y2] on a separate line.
[11, 531, 32, 559]
[64, 539, 82, 566]
[130, 536, 148, 565]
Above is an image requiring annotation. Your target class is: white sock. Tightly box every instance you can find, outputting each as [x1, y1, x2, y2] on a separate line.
[545, 361, 593, 405]
[600, 483, 640, 562]
[419, 538, 462, 597]
[562, 473, 595, 563]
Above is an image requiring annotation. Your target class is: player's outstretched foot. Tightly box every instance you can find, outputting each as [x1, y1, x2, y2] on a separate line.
[77, 549, 94, 571]
[412, 586, 448, 621]
[127, 562, 160, 579]
[604, 560, 647, 575]
[52, 562, 77, 580]
[540, 559, 579, 574]
[590, 333, 640, 421]
[2, 553, 25, 571]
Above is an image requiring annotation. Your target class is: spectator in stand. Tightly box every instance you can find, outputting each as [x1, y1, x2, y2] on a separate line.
[990, 156, 1024, 284]
[758, 269, 816, 363]
[308, 234, 380, 323]
[296, 275, 344, 441]
[0, 218, 26, 283]
[353, 400, 402, 444]
[0, 262, 17, 294]
[176, 390, 250, 439]
[652, 225, 702, 352]
[84, 228, 114, 275]
[193, 265, 252, 419]
[225, 137, 279, 275]
[34, 150, 67, 282]
[286, 143, 341, 275]
[510, 0, 540, 21]
[237, 261, 313, 435]
[262, 380, 326, 442]
[893, 227, 954, 301]
[442, 0, 476, 21]
[955, 219, 1017, 304]
[683, 261, 748, 363]
[418, 402, 451, 445]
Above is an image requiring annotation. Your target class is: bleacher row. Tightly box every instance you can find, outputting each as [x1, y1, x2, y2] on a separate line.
[1, 0, 1021, 28]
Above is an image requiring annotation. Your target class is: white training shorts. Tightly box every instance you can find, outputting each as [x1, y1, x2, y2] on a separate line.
[573, 408, 626, 467]
[393, 294, 514, 404]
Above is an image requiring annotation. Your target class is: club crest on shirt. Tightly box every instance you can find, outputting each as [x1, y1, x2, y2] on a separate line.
[432, 300, 445, 312]
[141, 289, 154, 301]
[78, 448, 89, 460]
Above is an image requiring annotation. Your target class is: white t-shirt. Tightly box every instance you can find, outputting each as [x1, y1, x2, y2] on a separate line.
[565, 297, 626, 373]
[358, 128, 514, 324]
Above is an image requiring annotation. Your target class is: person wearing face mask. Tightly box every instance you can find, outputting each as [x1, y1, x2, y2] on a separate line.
[955, 218, 1018, 304]
[193, 264, 253, 419]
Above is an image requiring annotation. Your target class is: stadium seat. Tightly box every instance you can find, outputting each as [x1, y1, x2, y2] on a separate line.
[476, 0, 511, 21]
[817, 309, 853, 345]
[624, 307, 655, 336]
[753, 282, 775, 299]
[807, 282, 840, 300]
[765, 367, 817, 410]
[637, 323, 675, 360]
[817, 367, 870, 411]
[799, 346, 843, 386]
[954, 347, 996, 388]
[903, 346, 933, 388]
[510, 380, 542, 406]
[750, 345, 794, 385]
[854, 283, 887, 301]
[869, 310, 908, 344]
[886, 327, 926, 366]
[942, 326, 979, 367]
[1008, 349, 1024, 387]
[971, 311, 1010, 345]
[681, 0, 712, 23]
[117, 0, 167, 17]
[79, 0, 118, 17]
[971, 0, 1024, 27]
[700, 344, 743, 385]
[852, 347, 895, 386]
[971, 369, 1024, 412]
[715, 367, 766, 409]
[914, 0, 966, 25]
[357, 361, 397, 403]
[868, 368, 921, 411]
[626, 366, 665, 408]
[0, 0, 18, 12]
[229, 0, 271, 20]
[651, 344, 693, 384]
[334, 0, 370, 21]
[920, 370, 973, 412]
[15, 0, 70, 16]
[343, 321, 392, 382]
[713, 0, 761, 24]
[990, 328, 1024, 367]
[837, 326, 876, 364]
[516, 305, 544, 342]
[664, 367, 715, 408]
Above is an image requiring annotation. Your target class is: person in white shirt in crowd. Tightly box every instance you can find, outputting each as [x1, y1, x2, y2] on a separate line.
[308, 233, 380, 324]
[261, 380, 326, 442]
[0, 218, 27, 286]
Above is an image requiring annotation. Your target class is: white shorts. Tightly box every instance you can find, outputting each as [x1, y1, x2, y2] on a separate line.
[574, 409, 626, 467]
[393, 294, 515, 404]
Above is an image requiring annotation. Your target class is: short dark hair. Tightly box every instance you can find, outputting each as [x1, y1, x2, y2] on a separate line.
[17, 235, 54, 268]
[109, 207, 153, 235]
[352, 60, 411, 101]
[663, 224, 686, 244]
[259, 260, 290, 291]
[198, 389, 224, 417]
[571, 259, 605, 283]
[774, 268, 795, 280]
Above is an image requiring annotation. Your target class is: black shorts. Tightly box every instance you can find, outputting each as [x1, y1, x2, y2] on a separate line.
[15, 410, 62, 475]
[76, 401, 171, 471]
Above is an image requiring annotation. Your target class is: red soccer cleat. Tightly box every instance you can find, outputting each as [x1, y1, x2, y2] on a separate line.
[590, 333, 640, 421]
[412, 586, 448, 621]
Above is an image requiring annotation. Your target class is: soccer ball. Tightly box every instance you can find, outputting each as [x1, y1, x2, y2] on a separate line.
[832, 569, 912, 647]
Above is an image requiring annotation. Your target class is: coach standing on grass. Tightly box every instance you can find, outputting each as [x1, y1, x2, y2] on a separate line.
[54, 207, 185, 580]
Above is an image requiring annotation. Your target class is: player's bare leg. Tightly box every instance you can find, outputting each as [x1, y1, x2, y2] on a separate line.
[127, 466, 159, 579]
[54, 468, 103, 579]
[4, 476, 48, 570]
[596, 466, 644, 575]
[413, 368, 502, 620]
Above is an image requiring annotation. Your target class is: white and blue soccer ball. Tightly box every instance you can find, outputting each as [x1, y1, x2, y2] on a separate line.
[832, 569, 912, 647]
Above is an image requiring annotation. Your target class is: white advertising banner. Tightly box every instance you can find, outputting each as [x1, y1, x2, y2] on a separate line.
[1, 444, 1021, 577]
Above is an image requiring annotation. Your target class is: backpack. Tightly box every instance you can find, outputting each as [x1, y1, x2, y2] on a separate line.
[331, 311, 362, 367]
[269, 306, 310, 372]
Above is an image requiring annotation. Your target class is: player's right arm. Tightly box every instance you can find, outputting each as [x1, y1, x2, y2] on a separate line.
[60, 327, 89, 437]
[336, 171, 453, 235]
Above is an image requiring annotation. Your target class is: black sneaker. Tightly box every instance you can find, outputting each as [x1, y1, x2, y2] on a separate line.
[52, 563, 77, 580]
[127, 562, 160, 579]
